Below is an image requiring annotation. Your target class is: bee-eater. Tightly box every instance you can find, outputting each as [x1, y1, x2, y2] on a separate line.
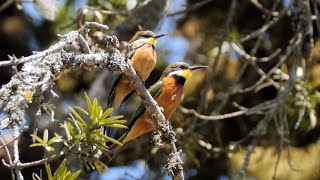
[108, 30, 167, 111]
[108, 62, 208, 160]
[105, 31, 167, 137]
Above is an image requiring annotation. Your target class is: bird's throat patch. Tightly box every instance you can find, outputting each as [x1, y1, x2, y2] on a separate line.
[143, 37, 157, 46]
[172, 69, 192, 79]
[169, 69, 192, 85]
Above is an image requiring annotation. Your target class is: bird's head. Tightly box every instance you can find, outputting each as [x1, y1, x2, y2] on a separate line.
[162, 62, 208, 85]
[129, 30, 167, 46]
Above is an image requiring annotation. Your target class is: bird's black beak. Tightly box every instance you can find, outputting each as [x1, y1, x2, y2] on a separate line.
[189, 65, 209, 71]
[153, 33, 168, 39]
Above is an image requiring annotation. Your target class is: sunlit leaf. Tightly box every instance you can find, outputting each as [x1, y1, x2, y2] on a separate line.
[84, 92, 92, 115]
[74, 106, 88, 115]
[45, 145, 55, 152]
[30, 134, 45, 144]
[45, 163, 53, 180]
[68, 170, 81, 180]
[105, 124, 127, 129]
[69, 107, 86, 125]
[30, 143, 46, 148]
[60, 122, 72, 141]
[99, 120, 127, 126]
[103, 115, 124, 122]
[52, 159, 67, 180]
[43, 129, 49, 144]
[99, 108, 113, 121]
[104, 136, 123, 145]
[47, 136, 63, 145]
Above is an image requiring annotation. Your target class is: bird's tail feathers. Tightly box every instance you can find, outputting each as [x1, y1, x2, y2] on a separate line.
[105, 140, 124, 165]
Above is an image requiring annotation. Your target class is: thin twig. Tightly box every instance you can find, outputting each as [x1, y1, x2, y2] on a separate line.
[249, 0, 279, 17]
[0, 128, 27, 150]
[13, 128, 23, 180]
[238, 33, 302, 93]
[0, 0, 15, 12]
[231, 43, 281, 62]
[179, 106, 246, 120]
[239, 8, 287, 43]
[17, 148, 68, 169]
[0, 137, 14, 180]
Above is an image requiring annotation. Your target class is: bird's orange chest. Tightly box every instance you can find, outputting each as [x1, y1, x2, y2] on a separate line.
[131, 41, 157, 81]
[113, 41, 157, 108]
[122, 77, 184, 144]
[155, 76, 184, 119]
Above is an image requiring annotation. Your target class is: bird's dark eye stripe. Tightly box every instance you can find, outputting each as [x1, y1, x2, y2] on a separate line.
[140, 34, 151, 38]
[174, 65, 187, 69]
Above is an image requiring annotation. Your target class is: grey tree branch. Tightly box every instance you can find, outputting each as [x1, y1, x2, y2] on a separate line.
[124, 66, 184, 180]
[0, 22, 183, 180]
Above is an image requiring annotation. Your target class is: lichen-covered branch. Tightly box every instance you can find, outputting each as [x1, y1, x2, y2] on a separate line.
[124, 66, 184, 180]
[0, 22, 183, 180]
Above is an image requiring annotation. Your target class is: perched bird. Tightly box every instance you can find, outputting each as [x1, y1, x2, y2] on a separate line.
[107, 30, 167, 111]
[105, 30, 167, 137]
[108, 62, 208, 160]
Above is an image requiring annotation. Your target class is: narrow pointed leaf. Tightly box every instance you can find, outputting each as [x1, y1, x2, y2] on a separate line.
[47, 136, 62, 145]
[30, 143, 46, 147]
[84, 92, 92, 114]
[45, 163, 53, 180]
[30, 134, 45, 144]
[60, 122, 72, 141]
[92, 98, 98, 119]
[43, 129, 49, 144]
[53, 159, 67, 179]
[99, 120, 127, 126]
[103, 115, 124, 122]
[99, 108, 113, 121]
[105, 124, 128, 129]
[74, 106, 88, 116]
[104, 136, 123, 145]
[68, 170, 81, 180]
[69, 107, 86, 125]
[44, 146, 55, 152]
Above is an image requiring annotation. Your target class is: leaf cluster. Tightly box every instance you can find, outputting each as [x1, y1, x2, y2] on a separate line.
[30, 93, 127, 173]
[33, 159, 80, 180]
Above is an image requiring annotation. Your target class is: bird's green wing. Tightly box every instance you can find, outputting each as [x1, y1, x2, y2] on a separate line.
[117, 80, 164, 142]
[107, 73, 122, 108]
[107, 44, 139, 108]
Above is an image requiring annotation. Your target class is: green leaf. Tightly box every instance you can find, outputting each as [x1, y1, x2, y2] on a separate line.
[103, 115, 124, 122]
[104, 136, 123, 145]
[30, 143, 46, 148]
[47, 135, 63, 145]
[44, 145, 55, 152]
[91, 98, 99, 122]
[68, 170, 81, 180]
[30, 134, 45, 144]
[99, 120, 127, 126]
[99, 108, 113, 121]
[69, 107, 86, 125]
[60, 122, 72, 141]
[74, 106, 88, 116]
[45, 163, 53, 180]
[105, 124, 127, 129]
[43, 129, 49, 144]
[92, 129, 103, 134]
[52, 159, 67, 179]
[84, 92, 92, 115]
